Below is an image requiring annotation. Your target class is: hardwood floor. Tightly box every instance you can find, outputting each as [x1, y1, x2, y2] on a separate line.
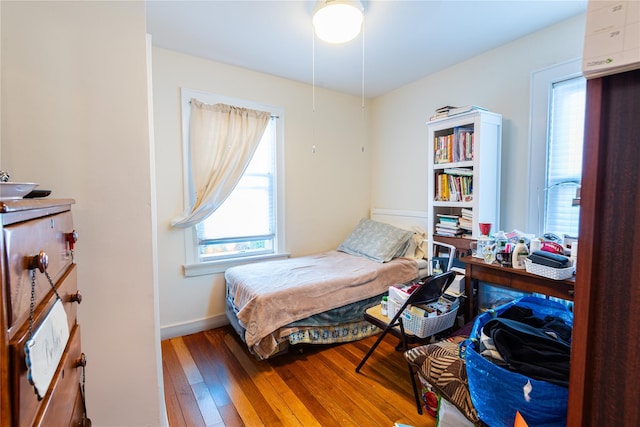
[161, 325, 436, 427]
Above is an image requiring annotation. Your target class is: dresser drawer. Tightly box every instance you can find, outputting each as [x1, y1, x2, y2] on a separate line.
[11, 324, 83, 427]
[3, 210, 74, 334]
[35, 324, 84, 427]
[57, 265, 79, 333]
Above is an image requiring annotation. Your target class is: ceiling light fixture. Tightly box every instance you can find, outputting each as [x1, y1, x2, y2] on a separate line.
[312, 0, 364, 44]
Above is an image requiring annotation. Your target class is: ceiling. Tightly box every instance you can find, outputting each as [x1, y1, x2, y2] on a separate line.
[146, 0, 588, 98]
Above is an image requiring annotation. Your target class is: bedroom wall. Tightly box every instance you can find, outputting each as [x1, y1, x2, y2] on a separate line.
[1, 1, 165, 425]
[151, 47, 372, 336]
[370, 14, 587, 234]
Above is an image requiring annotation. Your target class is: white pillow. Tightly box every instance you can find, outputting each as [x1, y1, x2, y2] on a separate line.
[338, 218, 413, 263]
[402, 227, 428, 259]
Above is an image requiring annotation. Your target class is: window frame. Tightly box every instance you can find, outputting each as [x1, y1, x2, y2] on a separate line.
[526, 58, 584, 236]
[179, 88, 287, 277]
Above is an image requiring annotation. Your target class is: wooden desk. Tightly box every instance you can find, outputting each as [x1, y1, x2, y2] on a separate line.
[433, 235, 474, 258]
[463, 256, 575, 321]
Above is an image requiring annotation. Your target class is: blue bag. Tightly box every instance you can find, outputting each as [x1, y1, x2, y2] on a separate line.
[463, 296, 573, 427]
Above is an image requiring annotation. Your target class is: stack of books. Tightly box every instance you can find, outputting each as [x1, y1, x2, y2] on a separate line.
[429, 105, 487, 121]
[435, 214, 462, 237]
[458, 208, 473, 233]
[430, 105, 456, 121]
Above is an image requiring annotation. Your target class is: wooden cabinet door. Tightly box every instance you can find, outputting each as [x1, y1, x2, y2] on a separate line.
[567, 69, 640, 427]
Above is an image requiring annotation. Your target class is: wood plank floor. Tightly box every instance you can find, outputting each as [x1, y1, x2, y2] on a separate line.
[161, 325, 436, 427]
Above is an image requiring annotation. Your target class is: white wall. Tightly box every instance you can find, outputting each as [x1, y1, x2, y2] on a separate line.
[0, 1, 587, 423]
[371, 14, 587, 233]
[152, 47, 372, 336]
[153, 14, 587, 336]
[1, 2, 164, 425]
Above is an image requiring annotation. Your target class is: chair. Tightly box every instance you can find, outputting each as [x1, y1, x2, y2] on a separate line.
[404, 336, 479, 421]
[355, 270, 457, 414]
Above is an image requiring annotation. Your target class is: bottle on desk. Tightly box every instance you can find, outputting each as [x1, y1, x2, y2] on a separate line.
[495, 231, 508, 253]
[433, 260, 443, 275]
[512, 239, 529, 269]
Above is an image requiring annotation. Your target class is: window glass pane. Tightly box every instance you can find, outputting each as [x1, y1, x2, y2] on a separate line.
[544, 77, 585, 237]
[196, 118, 276, 259]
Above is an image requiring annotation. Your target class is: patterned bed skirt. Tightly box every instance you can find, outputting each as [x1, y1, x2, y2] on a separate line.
[260, 320, 381, 359]
[226, 293, 383, 358]
[225, 288, 386, 358]
[283, 320, 381, 346]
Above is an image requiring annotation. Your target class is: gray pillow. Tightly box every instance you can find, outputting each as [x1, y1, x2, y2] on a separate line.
[338, 218, 413, 263]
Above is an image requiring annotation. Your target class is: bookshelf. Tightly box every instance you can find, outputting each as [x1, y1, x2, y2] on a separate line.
[426, 110, 502, 257]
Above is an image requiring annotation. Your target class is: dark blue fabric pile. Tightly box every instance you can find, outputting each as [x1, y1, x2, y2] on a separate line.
[481, 305, 572, 386]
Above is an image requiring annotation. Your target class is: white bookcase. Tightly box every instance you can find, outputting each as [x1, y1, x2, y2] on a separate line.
[426, 110, 502, 256]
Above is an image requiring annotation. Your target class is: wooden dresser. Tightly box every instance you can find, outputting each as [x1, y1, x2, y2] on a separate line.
[0, 199, 86, 426]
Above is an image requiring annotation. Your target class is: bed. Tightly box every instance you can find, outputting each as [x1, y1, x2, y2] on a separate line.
[225, 209, 431, 359]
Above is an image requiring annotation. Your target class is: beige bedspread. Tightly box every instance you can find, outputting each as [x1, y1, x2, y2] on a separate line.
[225, 250, 419, 356]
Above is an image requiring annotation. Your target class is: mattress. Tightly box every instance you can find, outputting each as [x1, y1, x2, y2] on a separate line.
[226, 294, 384, 358]
[225, 250, 420, 358]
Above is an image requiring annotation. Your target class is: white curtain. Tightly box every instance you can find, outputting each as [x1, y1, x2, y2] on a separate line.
[172, 100, 271, 228]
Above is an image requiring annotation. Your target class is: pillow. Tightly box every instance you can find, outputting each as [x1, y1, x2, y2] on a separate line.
[402, 226, 428, 259]
[337, 218, 413, 263]
[404, 337, 479, 424]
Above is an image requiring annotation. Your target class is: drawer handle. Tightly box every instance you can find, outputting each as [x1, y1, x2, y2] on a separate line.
[75, 353, 87, 368]
[70, 290, 83, 304]
[66, 230, 78, 250]
[27, 251, 48, 273]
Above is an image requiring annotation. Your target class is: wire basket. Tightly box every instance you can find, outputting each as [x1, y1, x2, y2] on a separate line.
[389, 298, 459, 338]
[524, 258, 575, 280]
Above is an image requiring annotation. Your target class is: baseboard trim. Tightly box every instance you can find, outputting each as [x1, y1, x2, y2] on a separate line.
[160, 314, 229, 340]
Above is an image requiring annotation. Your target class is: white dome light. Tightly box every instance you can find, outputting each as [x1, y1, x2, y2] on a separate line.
[313, 0, 364, 44]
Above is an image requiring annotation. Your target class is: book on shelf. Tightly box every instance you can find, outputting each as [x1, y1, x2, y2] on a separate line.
[453, 127, 474, 162]
[444, 167, 473, 176]
[434, 134, 454, 163]
[459, 208, 473, 231]
[458, 219, 473, 231]
[436, 105, 457, 113]
[459, 214, 472, 223]
[447, 105, 487, 117]
[437, 213, 458, 218]
[428, 105, 487, 121]
[429, 105, 456, 120]
[429, 111, 450, 121]
[437, 221, 459, 230]
[435, 230, 463, 237]
[435, 228, 463, 237]
[437, 214, 458, 222]
[434, 172, 473, 202]
[433, 127, 474, 163]
[435, 212, 462, 237]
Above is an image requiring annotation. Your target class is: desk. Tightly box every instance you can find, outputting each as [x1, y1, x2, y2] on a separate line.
[463, 256, 575, 321]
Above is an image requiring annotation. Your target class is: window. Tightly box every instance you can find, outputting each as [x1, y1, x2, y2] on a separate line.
[527, 59, 585, 239]
[180, 89, 286, 276]
[544, 77, 585, 237]
[196, 118, 276, 261]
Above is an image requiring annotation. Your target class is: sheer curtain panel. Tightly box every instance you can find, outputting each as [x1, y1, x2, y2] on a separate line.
[172, 100, 271, 228]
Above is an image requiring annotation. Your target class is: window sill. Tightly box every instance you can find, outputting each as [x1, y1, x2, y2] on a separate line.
[183, 252, 291, 277]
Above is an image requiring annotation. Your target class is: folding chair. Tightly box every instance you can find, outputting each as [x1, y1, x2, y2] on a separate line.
[355, 270, 457, 413]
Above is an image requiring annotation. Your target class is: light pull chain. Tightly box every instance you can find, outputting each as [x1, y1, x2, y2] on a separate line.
[361, 19, 365, 110]
[312, 25, 316, 113]
[360, 19, 366, 153]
